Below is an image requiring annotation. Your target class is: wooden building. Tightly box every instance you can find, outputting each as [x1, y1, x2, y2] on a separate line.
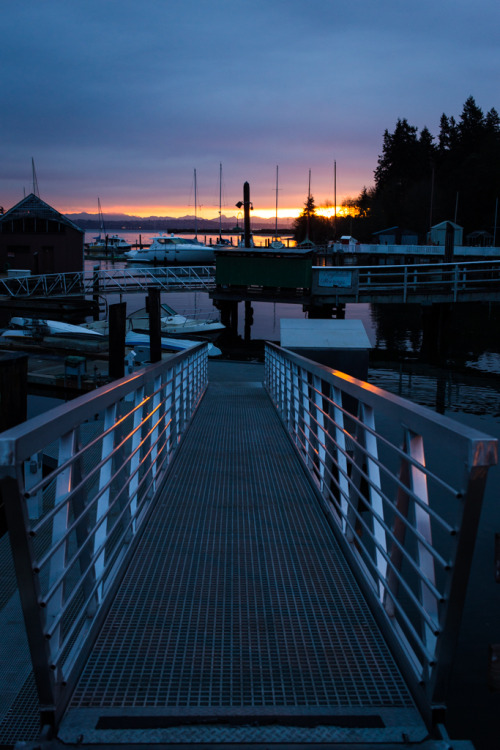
[0, 193, 84, 275]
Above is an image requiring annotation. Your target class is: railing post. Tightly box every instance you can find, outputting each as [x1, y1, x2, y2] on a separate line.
[1, 471, 56, 722]
[94, 404, 118, 598]
[47, 429, 78, 661]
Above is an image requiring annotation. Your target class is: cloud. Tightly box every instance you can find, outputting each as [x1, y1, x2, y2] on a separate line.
[2, 0, 499, 212]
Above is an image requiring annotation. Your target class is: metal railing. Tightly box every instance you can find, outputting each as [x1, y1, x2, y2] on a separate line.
[0, 344, 208, 726]
[314, 259, 500, 303]
[265, 342, 497, 720]
[0, 265, 215, 298]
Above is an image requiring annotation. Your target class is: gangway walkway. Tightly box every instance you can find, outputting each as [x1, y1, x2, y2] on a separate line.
[1, 351, 496, 748]
[60, 365, 427, 746]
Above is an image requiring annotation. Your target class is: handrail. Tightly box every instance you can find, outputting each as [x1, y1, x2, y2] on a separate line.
[313, 258, 500, 303]
[0, 265, 216, 297]
[0, 343, 208, 726]
[265, 342, 497, 720]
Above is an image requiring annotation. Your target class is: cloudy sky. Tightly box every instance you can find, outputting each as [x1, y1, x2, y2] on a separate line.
[2, 0, 499, 219]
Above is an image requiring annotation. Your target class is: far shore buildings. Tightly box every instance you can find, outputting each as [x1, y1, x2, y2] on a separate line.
[0, 194, 84, 275]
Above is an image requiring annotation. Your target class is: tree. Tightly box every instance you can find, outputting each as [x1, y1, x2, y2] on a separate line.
[293, 193, 332, 245]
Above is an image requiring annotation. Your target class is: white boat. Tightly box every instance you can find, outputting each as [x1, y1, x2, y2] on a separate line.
[85, 198, 132, 253]
[9, 317, 103, 338]
[127, 302, 224, 340]
[87, 234, 132, 254]
[124, 233, 215, 263]
[125, 330, 221, 357]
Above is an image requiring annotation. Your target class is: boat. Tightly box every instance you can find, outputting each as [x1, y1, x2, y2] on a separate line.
[125, 330, 221, 357]
[269, 165, 285, 250]
[212, 163, 235, 250]
[124, 233, 215, 263]
[9, 316, 103, 338]
[85, 199, 131, 254]
[127, 302, 224, 340]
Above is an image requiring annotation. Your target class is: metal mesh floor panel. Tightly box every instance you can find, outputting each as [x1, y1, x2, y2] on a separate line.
[70, 382, 415, 715]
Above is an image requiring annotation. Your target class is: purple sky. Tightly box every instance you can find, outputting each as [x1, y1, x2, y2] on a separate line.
[2, 0, 499, 218]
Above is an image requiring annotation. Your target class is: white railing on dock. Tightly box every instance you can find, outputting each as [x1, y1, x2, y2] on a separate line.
[313, 258, 500, 303]
[0, 344, 208, 726]
[0, 265, 215, 297]
[265, 342, 497, 719]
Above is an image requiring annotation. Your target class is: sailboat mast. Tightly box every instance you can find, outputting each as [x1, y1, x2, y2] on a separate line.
[275, 165, 279, 238]
[97, 197, 106, 236]
[219, 162, 222, 241]
[306, 169, 311, 241]
[194, 168, 198, 239]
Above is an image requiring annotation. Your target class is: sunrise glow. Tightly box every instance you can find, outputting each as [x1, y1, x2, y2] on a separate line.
[62, 204, 354, 220]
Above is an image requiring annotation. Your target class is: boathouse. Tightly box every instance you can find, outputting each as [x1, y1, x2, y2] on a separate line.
[428, 220, 463, 246]
[0, 193, 84, 275]
[372, 226, 419, 245]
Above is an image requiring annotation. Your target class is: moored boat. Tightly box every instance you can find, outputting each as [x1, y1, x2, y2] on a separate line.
[125, 330, 221, 357]
[9, 316, 103, 338]
[124, 233, 215, 263]
[127, 302, 224, 340]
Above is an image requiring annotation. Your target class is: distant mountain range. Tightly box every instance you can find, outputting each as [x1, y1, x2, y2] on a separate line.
[65, 212, 295, 231]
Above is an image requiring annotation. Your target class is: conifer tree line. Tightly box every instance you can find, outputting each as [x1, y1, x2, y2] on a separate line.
[294, 97, 500, 244]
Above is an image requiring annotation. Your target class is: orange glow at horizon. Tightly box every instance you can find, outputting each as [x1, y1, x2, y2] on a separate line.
[60, 204, 354, 219]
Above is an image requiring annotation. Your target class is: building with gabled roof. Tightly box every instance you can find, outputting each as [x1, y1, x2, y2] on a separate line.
[0, 193, 84, 275]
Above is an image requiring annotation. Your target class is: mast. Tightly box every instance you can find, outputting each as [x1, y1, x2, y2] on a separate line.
[306, 168, 311, 242]
[194, 168, 198, 239]
[97, 197, 106, 237]
[334, 160, 337, 238]
[218, 162, 222, 242]
[275, 165, 279, 238]
[32, 158, 40, 198]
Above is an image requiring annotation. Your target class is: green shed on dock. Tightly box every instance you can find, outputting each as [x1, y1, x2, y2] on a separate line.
[215, 247, 313, 290]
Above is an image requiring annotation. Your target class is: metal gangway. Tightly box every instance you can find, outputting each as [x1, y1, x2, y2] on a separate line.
[0, 265, 215, 298]
[4, 259, 500, 307]
[0, 344, 496, 748]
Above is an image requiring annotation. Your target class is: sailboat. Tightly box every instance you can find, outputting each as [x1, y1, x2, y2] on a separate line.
[297, 169, 316, 250]
[85, 198, 131, 254]
[269, 165, 285, 250]
[214, 163, 232, 249]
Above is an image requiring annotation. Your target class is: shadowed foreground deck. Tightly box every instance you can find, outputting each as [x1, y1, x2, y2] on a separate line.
[60, 368, 428, 745]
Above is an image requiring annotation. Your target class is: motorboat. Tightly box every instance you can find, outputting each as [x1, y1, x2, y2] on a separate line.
[124, 234, 215, 263]
[87, 234, 132, 253]
[127, 302, 224, 340]
[85, 198, 131, 254]
[9, 316, 104, 338]
[125, 330, 221, 357]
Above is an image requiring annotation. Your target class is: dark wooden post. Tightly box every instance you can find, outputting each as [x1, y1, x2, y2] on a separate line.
[444, 221, 455, 263]
[244, 301, 253, 342]
[109, 302, 126, 379]
[0, 353, 28, 431]
[243, 181, 251, 248]
[92, 265, 100, 321]
[148, 287, 162, 363]
[0, 353, 28, 536]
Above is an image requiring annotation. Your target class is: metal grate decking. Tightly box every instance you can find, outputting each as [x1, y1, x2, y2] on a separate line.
[61, 377, 428, 745]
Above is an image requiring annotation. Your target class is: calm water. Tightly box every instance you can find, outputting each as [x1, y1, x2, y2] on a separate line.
[51, 253, 500, 745]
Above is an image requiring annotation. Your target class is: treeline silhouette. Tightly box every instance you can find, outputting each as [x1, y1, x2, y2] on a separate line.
[294, 97, 499, 244]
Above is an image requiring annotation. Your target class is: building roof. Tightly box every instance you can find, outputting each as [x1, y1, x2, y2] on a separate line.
[0, 193, 84, 233]
[431, 220, 462, 230]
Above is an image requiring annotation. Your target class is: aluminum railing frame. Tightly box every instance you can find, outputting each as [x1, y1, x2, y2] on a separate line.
[0, 343, 208, 729]
[265, 342, 497, 726]
[0, 265, 216, 297]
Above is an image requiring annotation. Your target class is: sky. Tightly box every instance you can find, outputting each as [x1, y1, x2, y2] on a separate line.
[2, 0, 499, 220]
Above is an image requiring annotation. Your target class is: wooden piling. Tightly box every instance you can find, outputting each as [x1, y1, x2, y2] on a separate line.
[148, 287, 162, 363]
[0, 353, 28, 536]
[109, 302, 126, 379]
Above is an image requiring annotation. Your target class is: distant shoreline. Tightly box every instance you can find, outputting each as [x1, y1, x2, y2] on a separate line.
[78, 220, 293, 235]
